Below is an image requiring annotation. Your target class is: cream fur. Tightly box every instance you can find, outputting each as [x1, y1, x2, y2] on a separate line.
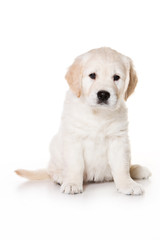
[16, 47, 151, 195]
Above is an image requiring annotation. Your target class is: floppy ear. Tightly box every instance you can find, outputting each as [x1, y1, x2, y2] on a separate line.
[125, 60, 138, 100]
[65, 58, 83, 97]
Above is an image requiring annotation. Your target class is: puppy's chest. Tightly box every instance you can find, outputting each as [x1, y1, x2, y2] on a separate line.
[83, 130, 112, 182]
[82, 117, 119, 163]
[83, 133, 109, 162]
[80, 115, 126, 182]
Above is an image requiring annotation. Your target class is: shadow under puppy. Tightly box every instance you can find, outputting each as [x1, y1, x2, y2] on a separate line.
[15, 47, 151, 195]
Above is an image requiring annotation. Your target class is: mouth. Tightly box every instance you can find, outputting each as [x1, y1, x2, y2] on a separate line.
[96, 97, 118, 109]
[97, 99, 109, 105]
[87, 92, 118, 109]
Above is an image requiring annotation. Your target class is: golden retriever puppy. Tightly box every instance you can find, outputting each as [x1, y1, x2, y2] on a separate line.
[16, 47, 151, 195]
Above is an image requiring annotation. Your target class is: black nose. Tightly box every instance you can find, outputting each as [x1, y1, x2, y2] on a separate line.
[97, 90, 110, 102]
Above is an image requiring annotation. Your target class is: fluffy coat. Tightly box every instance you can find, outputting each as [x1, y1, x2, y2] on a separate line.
[16, 47, 151, 195]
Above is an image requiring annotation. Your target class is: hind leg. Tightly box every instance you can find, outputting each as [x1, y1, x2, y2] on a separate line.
[130, 165, 151, 179]
[48, 163, 63, 185]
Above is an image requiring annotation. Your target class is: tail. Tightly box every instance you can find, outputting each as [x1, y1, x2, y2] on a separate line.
[15, 169, 50, 180]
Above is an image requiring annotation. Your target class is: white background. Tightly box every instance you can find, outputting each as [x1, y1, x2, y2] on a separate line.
[0, 0, 160, 239]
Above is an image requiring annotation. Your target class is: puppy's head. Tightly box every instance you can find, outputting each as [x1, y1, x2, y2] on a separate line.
[65, 47, 138, 109]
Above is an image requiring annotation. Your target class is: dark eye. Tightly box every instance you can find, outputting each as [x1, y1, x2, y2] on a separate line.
[89, 73, 96, 80]
[113, 74, 120, 81]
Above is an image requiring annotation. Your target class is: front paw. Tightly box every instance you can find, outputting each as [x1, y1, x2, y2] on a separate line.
[117, 180, 143, 195]
[60, 182, 83, 194]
